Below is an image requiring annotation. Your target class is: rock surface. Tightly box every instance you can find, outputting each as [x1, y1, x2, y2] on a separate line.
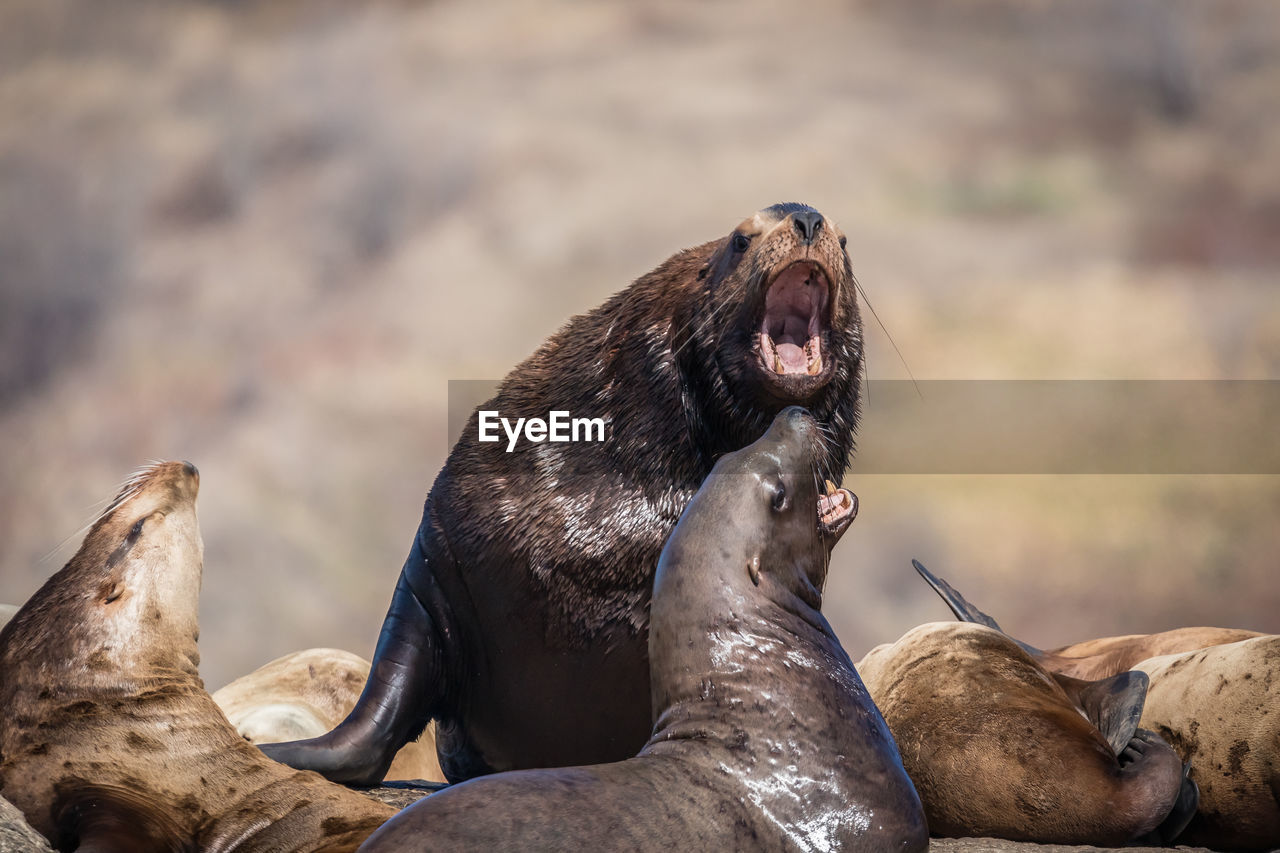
[0, 795, 52, 853]
[0, 786, 1232, 852]
[933, 840, 1214, 853]
[357, 780, 446, 810]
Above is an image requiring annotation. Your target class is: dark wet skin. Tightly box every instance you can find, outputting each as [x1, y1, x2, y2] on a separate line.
[260, 204, 866, 784]
[356, 407, 926, 853]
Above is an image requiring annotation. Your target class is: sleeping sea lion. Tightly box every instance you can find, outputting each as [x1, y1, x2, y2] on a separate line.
[0, 462, 396, 852]
[1134, 636, 1280, 850]
[857, 621, 1196, 844]
[212, 649, 445, 783]
[357, 407, 926, 852]
[264, 203, 866, 784]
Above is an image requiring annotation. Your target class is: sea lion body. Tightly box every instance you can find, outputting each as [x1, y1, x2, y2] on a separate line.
[857, 622, 1192, 844]
[1134, 636, 1280, 850]
[912, 559, 1261, 680]
[1041, 628, 1265, 681]
[0, 463, 395, 852]
[264, 203, 865, 785]
[358, 407, 926, 852]
[212, 649, 444, 782]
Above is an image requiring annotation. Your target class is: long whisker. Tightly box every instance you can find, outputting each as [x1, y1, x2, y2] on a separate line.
[853, 272, 921, 400]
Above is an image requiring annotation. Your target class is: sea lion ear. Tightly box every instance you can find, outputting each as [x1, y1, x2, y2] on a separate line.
[1054, 669, 1149, 756]
[697, 264, 709, 281]
[54, 782, 191, 853]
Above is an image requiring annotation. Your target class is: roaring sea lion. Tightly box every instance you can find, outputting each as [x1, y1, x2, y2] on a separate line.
[913, 559, 1261, 680]
[857, 622, 1196, 844]
[264, 203, 866, 785]
[1133, 636, 1280, 850]
[0, 462, 396, 852]
[212, 649, 445, 783]
[357, 406, 925, 852]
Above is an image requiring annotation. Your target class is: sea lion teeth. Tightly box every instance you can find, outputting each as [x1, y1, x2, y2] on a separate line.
[807, 350, 822, 375]
[774, 353, 786, 374]
[824, 479, 838, 495]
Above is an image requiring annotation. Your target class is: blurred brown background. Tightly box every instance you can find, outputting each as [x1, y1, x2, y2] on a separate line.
[1, 0, 1277, 689]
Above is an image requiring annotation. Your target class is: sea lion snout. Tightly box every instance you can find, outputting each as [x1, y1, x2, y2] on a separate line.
[791, 208, 824, 244]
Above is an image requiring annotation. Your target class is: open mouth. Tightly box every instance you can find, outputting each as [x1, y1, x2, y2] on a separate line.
[818, 479, 857, 534]
[758, 261, 829, 378]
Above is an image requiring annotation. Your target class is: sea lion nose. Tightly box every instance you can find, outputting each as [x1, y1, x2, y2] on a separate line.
[779, 405, 814, 434]
[182, 461, 199, 479]
[792, 210, 823, 245]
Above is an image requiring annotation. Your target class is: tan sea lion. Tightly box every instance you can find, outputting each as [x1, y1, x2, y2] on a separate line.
[1134, 636, 1280, 850]
[357, 407, 926, 852]
[0, 462, 396, 852]
[212, 648, 445, 783]
[264, 203, 867, 785]
[857, 621, 1196, 844]
[913, 559, 1261, 680]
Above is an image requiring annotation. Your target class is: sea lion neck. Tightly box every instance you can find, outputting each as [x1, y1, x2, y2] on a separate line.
[645, 410, 843, 743]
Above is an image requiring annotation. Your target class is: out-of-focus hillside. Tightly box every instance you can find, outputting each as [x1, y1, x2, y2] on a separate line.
[1, 0, 1277, 688]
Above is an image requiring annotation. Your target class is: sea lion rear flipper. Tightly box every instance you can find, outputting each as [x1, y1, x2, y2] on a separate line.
[910, 559, 1006, 629]
[54, 783, 190, 853]
[1055, 669, 1149, 756]
[910, 559, 1045, 657]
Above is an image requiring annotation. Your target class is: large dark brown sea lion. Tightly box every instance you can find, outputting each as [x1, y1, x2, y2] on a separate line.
[211, 649, 445, 783]
[1133, 637, 1280, 850]
[264, 203, 866, 785]
[0, 462, 396, 852]
[912, 558, 1262, 680]
[357, 406, 926, 853]
[857, 621, 1196, 844]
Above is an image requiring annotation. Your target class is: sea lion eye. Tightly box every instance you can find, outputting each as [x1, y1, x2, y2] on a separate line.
[731, 233, 751, 253]
[129, 518, 145, 540]
[769, 481, 789, 512]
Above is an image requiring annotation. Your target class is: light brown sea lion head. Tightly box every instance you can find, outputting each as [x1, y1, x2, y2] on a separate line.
[0, 461, 203, 685]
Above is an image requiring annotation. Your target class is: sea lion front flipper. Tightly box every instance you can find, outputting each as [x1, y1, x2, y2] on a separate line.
[54, 783, 189, 853]
[260, 556, 457, 785]
[1148, 760, 1199, 843]
[1057, 669, 1149, 756]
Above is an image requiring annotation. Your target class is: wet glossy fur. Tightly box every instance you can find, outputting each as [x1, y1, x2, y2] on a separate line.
[263, 204, 864, 784]
[357, 408, 926, 853]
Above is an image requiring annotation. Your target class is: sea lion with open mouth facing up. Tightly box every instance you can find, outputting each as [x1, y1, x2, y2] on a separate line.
[357, 406, 925, 853]
[263, 203, 866, 785]
[0, 462, 396, 852]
